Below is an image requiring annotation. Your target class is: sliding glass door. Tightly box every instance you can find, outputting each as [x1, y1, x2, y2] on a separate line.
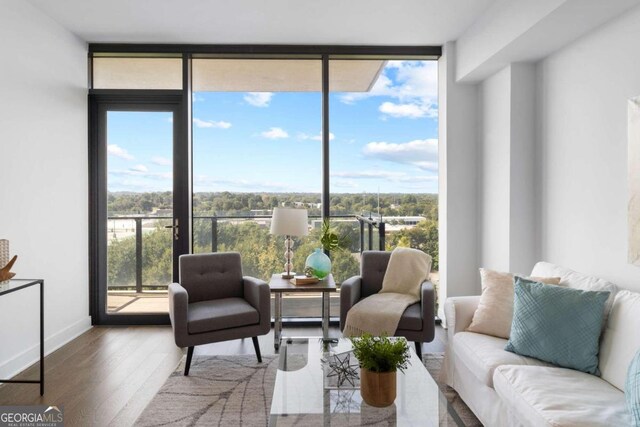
[91, 95, 188, 324]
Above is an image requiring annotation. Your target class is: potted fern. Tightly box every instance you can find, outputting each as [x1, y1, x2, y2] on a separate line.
[351, 334, 411, 407]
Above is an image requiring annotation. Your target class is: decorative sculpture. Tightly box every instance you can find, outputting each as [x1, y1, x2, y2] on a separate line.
[324, 352, 359, 387]
[0, 255, 17, 283]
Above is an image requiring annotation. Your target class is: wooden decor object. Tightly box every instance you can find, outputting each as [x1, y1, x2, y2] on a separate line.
[360, 368, 397, 407]
[0, 255, 17, 283]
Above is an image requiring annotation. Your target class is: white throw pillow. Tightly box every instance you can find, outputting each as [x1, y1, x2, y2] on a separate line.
[466, 269, 561, 339]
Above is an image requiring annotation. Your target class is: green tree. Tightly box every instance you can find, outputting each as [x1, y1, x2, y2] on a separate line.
[387, 219, 439, 270]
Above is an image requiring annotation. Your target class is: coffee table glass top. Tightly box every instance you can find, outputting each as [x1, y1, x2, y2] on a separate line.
[269, 337, 464, 426]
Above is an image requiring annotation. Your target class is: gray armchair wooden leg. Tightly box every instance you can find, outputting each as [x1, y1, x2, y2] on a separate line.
[252, 336, 262, 363]
[184, 346, 194, 376]
[415, 341, 422, 360]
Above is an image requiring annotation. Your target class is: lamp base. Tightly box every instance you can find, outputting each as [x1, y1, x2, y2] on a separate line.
[280, 272, 296, 279]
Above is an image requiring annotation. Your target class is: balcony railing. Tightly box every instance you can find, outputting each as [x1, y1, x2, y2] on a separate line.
[106, 214, 386, 293]
[356, 214, 386, 252]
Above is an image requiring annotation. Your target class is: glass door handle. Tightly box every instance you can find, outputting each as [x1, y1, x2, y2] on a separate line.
[164, 218, 179, 240]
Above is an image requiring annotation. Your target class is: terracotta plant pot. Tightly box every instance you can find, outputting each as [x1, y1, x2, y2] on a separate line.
[360, 368, 397, 407]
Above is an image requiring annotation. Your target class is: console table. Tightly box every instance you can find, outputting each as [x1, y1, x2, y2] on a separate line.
[0, 279, 44, 395]
[268, 274, 336, 351]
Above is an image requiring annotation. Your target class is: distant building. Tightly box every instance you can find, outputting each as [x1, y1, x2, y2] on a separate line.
[249, 209, 272, 216]
[291, 201, 322, 209]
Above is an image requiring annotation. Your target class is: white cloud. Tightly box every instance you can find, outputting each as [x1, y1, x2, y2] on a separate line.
[333, 180, 359, 189]
[110, 169, 172, 180]
[299, 132, 335, 141]
[363, 139, 438, 171]
[192, 94, 205, 102]
[130, 164, 148, 173]
[193, 118, 232, 129]
[339, 61, 438, 120]
[193, 174, 293, 192]
[379, 102, 435, 119]
[151, 156, 171, 166]
[261, 127, 289, 139]
[331, 170, 438, 184]
[244, 92, 274, 107]
[412, 161, 439, 171]
[332, 171, 407, 180]
[107, 144, 134, 160]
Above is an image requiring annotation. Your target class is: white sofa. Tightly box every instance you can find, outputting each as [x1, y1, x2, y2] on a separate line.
[441, 262, 639, 427]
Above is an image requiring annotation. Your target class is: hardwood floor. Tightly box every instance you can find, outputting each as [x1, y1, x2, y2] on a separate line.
[0, 324, 447, 427]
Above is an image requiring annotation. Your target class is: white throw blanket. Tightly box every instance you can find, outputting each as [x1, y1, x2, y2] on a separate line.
[343, 248, 432, 337]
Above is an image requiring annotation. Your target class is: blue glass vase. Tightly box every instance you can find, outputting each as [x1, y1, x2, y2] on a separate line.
[305, 248, 331, 279]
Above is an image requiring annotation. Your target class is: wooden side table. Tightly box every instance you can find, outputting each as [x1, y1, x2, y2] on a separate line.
[268, 274, 337, 351]
[0, 279, 45, 395]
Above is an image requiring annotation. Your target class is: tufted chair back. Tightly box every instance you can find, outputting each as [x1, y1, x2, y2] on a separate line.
[179, 252, 244, 303]
[360, 251, 391, 298]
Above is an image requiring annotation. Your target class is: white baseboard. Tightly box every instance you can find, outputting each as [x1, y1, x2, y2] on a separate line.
[0, 316, 92, 380]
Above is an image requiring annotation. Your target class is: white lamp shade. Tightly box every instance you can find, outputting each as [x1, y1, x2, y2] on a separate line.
[270, 207, 309, 236]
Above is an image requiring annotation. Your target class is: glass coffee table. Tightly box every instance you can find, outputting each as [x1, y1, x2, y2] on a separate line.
[269, 337, 465, 426]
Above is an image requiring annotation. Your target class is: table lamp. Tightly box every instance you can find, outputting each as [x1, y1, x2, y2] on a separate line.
[270, 207, 309, 279]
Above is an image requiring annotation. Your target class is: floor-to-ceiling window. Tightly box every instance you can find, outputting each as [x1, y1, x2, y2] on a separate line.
[329, 59, 440, 296]
[89, 47, 440, 324]
[191, 58, 324, 317]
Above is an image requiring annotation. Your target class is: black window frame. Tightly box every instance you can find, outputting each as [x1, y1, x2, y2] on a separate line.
[88, 44, 441, 325]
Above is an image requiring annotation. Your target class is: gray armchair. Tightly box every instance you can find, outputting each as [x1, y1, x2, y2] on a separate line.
[340, 250, 435, 359]
[169, 252, 270, 375]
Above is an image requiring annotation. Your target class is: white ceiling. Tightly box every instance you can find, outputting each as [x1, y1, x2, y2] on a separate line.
[27, 0, 496, 45]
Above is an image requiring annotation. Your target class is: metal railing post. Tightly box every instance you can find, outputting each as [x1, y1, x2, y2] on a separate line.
[368, 223, 373, 251]
[379, 222, 385, 251]
[359, 219, 364, 253]
[211, 217, 218, 253]
[135, 218, 143, 293]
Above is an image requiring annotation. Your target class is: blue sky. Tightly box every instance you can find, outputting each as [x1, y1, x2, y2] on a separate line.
[107, 60, 438, 194]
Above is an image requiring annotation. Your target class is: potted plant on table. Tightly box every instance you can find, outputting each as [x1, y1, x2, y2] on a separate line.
[351, 334, 411, 407]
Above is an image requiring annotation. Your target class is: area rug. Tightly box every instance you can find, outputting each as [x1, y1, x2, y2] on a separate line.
[423, 354, 482, 427]
[136, 353, 481, 426]
[135, 355, 277, 426]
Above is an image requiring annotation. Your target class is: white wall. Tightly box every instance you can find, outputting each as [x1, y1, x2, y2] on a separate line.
[0, 1, 90, 379]
[438, 42, 481, 319]
[509, 63, 537, 274]
[537, 4, 640, 291]
[479, 67, 511, 271]
[478, 63, 537, 274]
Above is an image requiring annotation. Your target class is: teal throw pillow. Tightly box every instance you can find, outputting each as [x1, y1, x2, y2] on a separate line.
[505, 276, 610, 375]
[627, 349, 640, 426]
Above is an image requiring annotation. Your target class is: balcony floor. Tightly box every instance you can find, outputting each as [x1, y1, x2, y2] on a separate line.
[107, 291, 342, 316]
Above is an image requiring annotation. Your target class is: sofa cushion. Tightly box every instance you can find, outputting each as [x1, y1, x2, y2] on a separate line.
[627, 349, 640, 426]
[188, 297, 259, 334]
[493, 365, 631, 427]
[530, 261, 617, 330]
[452, 331, 552, 388]
[599, 290, 640, 390]
[466, 268, 561, 339]
[505, 277, 610, 375]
